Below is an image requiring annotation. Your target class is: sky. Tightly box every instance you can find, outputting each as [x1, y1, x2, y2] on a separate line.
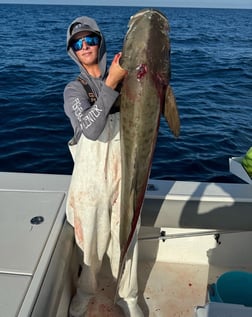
[0, 0, 252, 9]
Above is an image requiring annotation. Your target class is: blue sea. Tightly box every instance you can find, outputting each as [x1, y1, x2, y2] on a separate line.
[0, 4, 251, 183]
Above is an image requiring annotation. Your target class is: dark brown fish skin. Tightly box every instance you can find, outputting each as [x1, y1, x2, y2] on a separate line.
[117, 8, 180, 289]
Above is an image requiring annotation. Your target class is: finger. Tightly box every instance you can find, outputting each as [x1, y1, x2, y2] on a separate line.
[113, 52, 122, 64]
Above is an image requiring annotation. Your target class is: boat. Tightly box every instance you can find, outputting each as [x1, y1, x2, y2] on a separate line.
[0, 158, 252, 316]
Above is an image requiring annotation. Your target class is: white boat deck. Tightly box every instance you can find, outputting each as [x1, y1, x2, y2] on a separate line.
[138, 261, 208, 317]
[94, 259, 209, 317]
[138, 234, 252, 317]
[0, 172, 251, 316]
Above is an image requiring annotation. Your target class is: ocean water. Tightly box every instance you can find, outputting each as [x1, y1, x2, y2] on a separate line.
[0, 4, 251, 183]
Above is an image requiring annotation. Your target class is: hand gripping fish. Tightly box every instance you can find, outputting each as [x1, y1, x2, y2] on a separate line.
[116, 8, 180, 295]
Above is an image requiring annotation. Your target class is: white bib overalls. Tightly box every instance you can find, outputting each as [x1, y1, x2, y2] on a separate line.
[66, 113, 143, 317]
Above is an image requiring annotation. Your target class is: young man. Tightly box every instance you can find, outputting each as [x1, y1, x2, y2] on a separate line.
[64, 16, 144, 317]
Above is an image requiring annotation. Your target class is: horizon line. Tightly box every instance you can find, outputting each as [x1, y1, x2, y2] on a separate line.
[0, 2, 251, 9]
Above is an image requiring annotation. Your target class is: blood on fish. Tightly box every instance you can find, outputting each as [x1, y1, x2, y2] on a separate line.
[136, 64, 148, 80]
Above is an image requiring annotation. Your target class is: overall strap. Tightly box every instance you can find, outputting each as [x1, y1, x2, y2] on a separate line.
[77, 76, 120, 114]
[77, 77, 97, 105]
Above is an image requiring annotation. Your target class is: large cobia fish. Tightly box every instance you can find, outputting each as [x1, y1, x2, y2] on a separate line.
[116, 8, 180, 290]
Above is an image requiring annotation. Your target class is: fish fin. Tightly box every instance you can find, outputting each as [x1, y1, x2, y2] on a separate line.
[163, 85, 180, 137]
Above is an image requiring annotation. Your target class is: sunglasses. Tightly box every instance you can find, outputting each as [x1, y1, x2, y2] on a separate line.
[71, 35, 100, 51]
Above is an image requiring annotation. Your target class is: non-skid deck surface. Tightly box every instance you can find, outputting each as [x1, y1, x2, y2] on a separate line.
[84, 260, 208, 317]
[138, 261, 208, 317]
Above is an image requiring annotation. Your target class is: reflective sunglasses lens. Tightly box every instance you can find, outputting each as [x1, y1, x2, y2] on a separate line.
[72, 39, 83, 51]
[85, 36, 100, 46]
